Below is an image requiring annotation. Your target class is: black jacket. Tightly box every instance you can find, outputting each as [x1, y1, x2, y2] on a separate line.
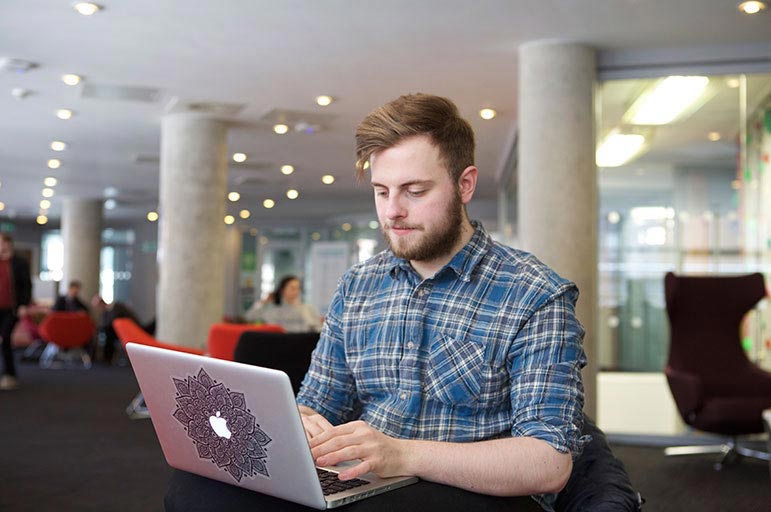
[9, 255, 32, 307]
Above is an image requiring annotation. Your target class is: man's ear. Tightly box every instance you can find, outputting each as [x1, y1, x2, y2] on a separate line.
[457, 166, 478, 205]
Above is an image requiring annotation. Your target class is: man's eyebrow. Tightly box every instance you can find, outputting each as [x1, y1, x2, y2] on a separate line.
[370, 180, 434, 188]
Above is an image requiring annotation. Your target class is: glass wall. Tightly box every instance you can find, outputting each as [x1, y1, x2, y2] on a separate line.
[598, 73, 771, 373]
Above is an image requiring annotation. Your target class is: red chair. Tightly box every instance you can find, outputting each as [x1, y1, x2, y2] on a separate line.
[206, 322, 285, 361]
[38, 312, 96, 369]
[113, 318, 205, 418]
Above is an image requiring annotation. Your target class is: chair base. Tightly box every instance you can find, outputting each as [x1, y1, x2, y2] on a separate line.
[665, 437, 770, 471]
[39, 344, 92, 369]
[126, 392, 150, 420]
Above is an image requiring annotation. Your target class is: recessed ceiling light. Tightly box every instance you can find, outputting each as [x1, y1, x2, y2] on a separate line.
[50, 141, 67, 151]
[607, 212, 621, 224]
[40, 199, 51, 209]
[273, 124, 289, 135]
[147, 211, 159, 222]
[232, 152, 247, 163]
[263, 199, 275, 209]
[239, 209, 250, 219]
[341, 223, 352, 232]
[311, 232, 321, 241]
[322, 174, 335, 185]
[316, 95, 333, 107]
[369, 220, 379, 229]
[61, 74, 82, 86]
[41, 188, 55, 198]
[0, 202, 5, 211]
[47, 159, 61, 169]
[73, 2, 103, 16]
[738, 1, 766, 14]
[36, 215, 48, 225]
[249, 228, 258, 236]
[104, 199, 117, 210]
[224, 215, 235, 225]
[707, 131, 721, 141]
[286, 189, 299, 200]
[479, 108, 497, 120]
[281, 164, 294, 175]
[227, 191, 240, 202]
[44, 177, 57, 187]
[726, 77, 741, 88]
[56, 109, 73, 120]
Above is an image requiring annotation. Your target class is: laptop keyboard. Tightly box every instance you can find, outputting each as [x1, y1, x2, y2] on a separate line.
[316, 468, 370, 496]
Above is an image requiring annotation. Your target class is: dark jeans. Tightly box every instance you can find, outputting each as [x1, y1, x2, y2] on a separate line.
[0, 309, 19, 377]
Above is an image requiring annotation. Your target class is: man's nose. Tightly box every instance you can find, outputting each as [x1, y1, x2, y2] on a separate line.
[385, 195, 406, 219]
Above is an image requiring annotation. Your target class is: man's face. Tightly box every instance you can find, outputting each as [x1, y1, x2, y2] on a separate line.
[0, 239, 12, 259]
[370, 135, 464, 263]
[68, 285, 81, 297]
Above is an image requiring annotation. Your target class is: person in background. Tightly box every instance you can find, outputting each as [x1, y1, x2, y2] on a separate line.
[91, 294, 151, 364]
[53, 280, 89, 313]
[296, 94, 587, 511]
[244, 275, 322, 332]
[0, 233, 32, 391]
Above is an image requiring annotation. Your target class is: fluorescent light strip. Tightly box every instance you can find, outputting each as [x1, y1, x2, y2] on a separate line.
[625, 76, 709, 126]
[596, 131, 647, 168]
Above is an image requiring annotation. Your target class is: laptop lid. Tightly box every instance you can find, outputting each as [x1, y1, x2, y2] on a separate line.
[126, 343, 417, 509]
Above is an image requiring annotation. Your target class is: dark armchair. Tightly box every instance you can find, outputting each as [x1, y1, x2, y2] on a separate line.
[663, 272, 771, 469]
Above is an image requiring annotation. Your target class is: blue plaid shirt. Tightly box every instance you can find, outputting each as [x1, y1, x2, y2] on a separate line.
[297, 222, 587, 510]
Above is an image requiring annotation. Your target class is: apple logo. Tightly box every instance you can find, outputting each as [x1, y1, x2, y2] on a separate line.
[209, 411, 232, 439]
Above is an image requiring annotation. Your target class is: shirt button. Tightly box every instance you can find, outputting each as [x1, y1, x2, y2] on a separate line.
[407, 341, 415, 349]
[400, 392, 408, 400]
[418, 289, 427, 296]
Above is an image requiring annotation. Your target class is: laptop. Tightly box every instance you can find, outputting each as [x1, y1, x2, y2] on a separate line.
[126, 343, 418, 509]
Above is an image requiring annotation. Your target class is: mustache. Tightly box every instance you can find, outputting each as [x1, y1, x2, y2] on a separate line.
[385, 224, 421, 230]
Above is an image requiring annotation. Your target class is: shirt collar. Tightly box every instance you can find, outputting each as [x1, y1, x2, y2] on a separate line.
[387, 221, 491, 283]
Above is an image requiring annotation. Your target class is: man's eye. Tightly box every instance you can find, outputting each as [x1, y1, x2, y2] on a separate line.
[374, 189, 387, 197]
[408, 189, 425, 197]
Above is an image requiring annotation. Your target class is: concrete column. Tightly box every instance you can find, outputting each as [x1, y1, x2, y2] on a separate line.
[223, 226, 243, 319]
[157, 113, 228, 349]
[518, 41, 598, 416]
[61, 198, 103, 303]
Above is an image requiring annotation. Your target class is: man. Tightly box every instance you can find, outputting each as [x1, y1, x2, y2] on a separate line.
[53, 280, 89, 312]
[0, 233, 32, 391]
[296, 94, 587, 510]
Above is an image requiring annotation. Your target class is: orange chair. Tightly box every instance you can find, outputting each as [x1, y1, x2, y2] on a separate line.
[113, 318, 205, 418]
[206, 322, 285, 361]
[38, 312, 96, 369]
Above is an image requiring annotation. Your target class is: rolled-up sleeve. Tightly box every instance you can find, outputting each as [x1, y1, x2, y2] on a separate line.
[296, 282, 360, 425]
[508, 285, 588, 457]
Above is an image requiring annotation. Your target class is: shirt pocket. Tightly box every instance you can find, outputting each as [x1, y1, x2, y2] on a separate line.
[424, 335, 485, 406]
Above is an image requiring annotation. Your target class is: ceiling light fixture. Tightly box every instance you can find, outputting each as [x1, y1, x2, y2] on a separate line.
[227, 191, 240, 202]
[623, 76, 710, 125]
[273, 124, 289, 135]
[322, 174, 335, 185]
[726, 77, 741, 88]
[39, 199, 51, 209]
[50, 140, 67, 151]
[738, 1, 766, 14]
[36, 215, 48, 225]
[263, 199, 275, 209]
[147, 211, 159, 222]
[281, 164, 294, 175]
[56, 109, 73, 120]
[104, 199, 117, 210]
[232, 152, 247, 163]
[369, 220, 379, 229]
[73, 2, 103, 16]
[316, 95, 333, 107]
[596, 129, 648, 168]
[286, 189, 299, 200]
[363, 161, 370, 170]
[342, 223, 352, 232]
[44, 177, 57, 187]
[707, 131, 721, 141]
[479, 108, 497, 120]
[239, 209, 250, 219]
[61, 74, 82, 86]
[0, 202, 5, 211]
[311, 232, 321, 241]
[41, 188, 55, 198]
[224, 215, 235, 225]
[47, 159, 61, 169]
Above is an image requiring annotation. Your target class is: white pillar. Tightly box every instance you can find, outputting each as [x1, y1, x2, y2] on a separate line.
[157, 113, 228, 349]
[518, 40, 598, 416]
[61, 198, 103, 302]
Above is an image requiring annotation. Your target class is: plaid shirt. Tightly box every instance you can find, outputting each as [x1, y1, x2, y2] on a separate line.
[297, 222, 587, 509]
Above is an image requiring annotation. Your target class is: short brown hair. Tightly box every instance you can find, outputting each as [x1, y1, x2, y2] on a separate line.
[0, 233, 13, 244]
[355, 93, 475, 182]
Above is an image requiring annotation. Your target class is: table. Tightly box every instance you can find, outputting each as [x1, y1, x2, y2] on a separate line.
[165, 469, 544, 512]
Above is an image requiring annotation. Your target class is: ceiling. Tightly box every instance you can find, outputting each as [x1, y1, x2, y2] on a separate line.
[1, 0, 771, 227]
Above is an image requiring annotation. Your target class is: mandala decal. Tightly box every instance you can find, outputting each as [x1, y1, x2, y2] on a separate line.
[171, 368, 272, 482]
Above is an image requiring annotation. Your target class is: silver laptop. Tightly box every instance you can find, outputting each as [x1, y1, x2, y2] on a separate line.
[126, 343, 418, 509]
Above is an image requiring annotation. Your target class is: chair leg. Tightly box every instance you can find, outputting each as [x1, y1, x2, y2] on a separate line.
[38, 343, 59, 369]
[126, 392, 150, 420]
[665, 437, 770, 471]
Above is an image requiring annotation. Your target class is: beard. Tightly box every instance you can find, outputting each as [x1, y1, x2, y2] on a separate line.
[383, 191, 465, 262]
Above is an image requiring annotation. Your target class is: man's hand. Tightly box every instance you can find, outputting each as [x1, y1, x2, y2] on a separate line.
[308, 420, 409, 481]
[299, 406, 334, 441]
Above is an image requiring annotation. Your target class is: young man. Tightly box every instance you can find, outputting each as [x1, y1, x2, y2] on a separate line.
[0, 233, 32, 391]
[53, 280, 89, 313]
[296, 94, 587, 510]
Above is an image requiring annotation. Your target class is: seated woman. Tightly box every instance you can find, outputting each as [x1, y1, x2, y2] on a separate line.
[244, 275, 322, 333]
